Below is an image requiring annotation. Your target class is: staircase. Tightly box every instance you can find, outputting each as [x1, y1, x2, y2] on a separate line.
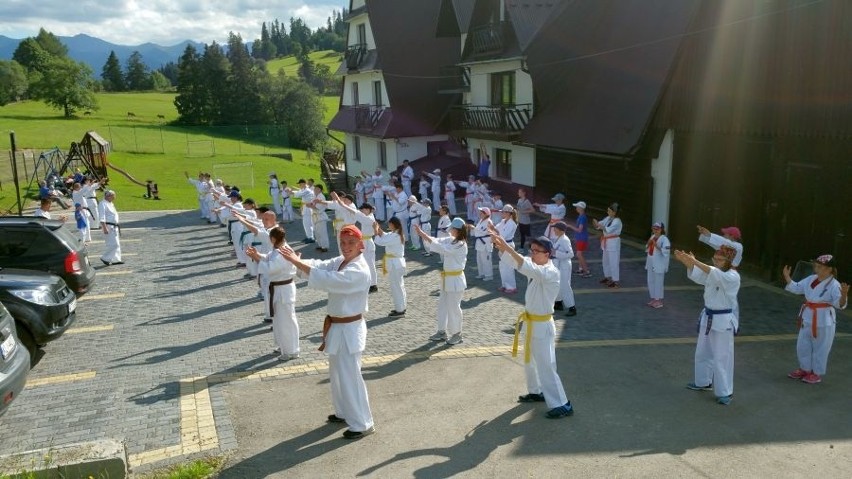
[321, 150, 349, 193]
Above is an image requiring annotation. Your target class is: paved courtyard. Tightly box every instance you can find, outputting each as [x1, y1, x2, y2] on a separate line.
[0, 208, 850, 477]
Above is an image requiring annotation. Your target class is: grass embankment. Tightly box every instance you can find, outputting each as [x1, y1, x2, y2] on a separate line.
[266, 50, 343, 77]
[0, 82, 342, 211]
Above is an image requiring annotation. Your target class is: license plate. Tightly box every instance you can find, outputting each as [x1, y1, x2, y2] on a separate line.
[68, 298, 77, 314]
[0, 335, 15, 360]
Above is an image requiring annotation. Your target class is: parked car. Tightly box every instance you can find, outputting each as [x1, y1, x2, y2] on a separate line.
[0, 268, 77, 364]
[0, 301, 29, 416]
[0, 217, 96, 295]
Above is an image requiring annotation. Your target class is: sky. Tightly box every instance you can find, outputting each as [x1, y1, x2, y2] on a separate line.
[0, 0, 348, 46]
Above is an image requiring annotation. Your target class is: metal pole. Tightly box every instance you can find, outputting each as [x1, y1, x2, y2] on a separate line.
[9, 131, 23, 216]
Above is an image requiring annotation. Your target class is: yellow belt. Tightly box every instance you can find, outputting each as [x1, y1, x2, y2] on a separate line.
[382, 253, 397, 275]
[440, 270, 463, 290]
[513, 311, 553, 364]
[332, 218, 343, 230]
[362, 234, 373, 240]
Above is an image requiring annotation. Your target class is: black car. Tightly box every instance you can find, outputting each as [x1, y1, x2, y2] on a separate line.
[0, 268, 77, 364]
[0, 302, 29, 416]
[0, 217, 96, 295]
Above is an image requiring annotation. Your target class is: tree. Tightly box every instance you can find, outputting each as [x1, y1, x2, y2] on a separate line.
[174, 44, 205, 124]
[0, 60, 28, 105]
[12, 37, 51, 73]
[264, 73, 325, 149]
[158, 61, 179, 85]
[150, 70, 171, 91]
[225, 32, 265, 125]
[125, 51, 152, 90]
[34, 28, 68, 58]
[29, 56, 98, 117]
[101, 50, 125, 91]
[200, 42, 230, 124]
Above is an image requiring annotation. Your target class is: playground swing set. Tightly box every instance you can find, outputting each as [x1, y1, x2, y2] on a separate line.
[27, 130, 159, 201]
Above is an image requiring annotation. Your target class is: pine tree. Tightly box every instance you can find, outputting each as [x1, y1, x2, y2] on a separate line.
[101, 50, 125, 91]
[125, 51, 152, 91]
[174, 44, 205, 124]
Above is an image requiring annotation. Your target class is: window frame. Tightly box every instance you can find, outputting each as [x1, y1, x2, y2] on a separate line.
[495, 148, 512, 180]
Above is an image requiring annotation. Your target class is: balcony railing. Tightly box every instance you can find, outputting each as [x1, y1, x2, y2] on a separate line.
[469, 22, 510, 56]
[354, 105, 386, 131]
[449, 104, 532, 139]
[438, 65, 471, 94]
[344, 43, 369, 70]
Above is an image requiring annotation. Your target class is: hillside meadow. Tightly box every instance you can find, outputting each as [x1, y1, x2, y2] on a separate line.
[1, 87, 342, 212]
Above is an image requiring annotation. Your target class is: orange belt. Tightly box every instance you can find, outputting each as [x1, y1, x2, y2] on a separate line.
[797, 302, 832, 338]
[602, 234, 619, 248]
[548, 218, 562, 224]
[318, 314, 363, 351]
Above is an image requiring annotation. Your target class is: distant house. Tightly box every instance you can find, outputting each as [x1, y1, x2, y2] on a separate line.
[328, 0, 460, 179]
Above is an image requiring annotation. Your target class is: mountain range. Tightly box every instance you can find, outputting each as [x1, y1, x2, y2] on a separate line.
[0, 33, 206, 72]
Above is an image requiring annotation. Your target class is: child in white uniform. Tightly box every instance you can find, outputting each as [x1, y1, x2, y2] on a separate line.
[675, 245, 740, 405]
[336, 199, 379, 293]
[415, 218, 468, 345]
[444, 174, 457, 215]
[535, 193, 567, 241]
[468, 207, 494, 281]
[489, 205, 518, 294]
[550, 222, 576, 316]
[373, 217, 407, 316]
[645, 222, 671, 308]
[782, 254, 849, 384]
[492, 234, 574, 419]
[593, 203, 623, 288]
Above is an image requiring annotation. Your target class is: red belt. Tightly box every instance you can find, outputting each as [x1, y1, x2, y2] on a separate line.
[602, 234, 619, 248]
[318, 314, 363, 351]
[797, 302, 831, 338]
[267, 279, 294, 317]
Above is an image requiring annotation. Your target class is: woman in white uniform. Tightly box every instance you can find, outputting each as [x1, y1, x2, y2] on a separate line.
[373, 217, 407, 316]
[593, 203, 623, 288]
[468, 207, 494, 281]
[645, 222, 671, 308]
[489, 205, 518, 294]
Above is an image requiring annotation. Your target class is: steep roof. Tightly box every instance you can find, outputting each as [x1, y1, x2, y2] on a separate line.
[521, 0, 700, 156]
[505, 0, 569, 53]
[436, 0, 477, 36]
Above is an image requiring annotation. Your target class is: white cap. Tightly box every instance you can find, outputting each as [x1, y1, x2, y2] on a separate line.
[572, 201, 586, 209]
[501, 204, 515, 213]
[552, 193, 566, 201]
[477, 206, 491, 215]
[433, 168, 441, 174]
[408, 195, 418, 202]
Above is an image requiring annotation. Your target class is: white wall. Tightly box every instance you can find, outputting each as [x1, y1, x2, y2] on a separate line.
[651, 129, 674, 226]
[347, 18, 375, 50]
[395, 135, 449, 166]
[472, 138, 535, 187]
[342, 72, 388, 106]
[466, 59, 532, 108]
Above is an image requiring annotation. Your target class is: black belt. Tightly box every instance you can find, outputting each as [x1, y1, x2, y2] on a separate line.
[268, 279, 294, 317]
[86, 197, 96, 199]
[104, 221, 121, 234]
[475, 236, 488, 244]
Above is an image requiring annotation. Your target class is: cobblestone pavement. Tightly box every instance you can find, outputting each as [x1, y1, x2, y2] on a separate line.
[0, 208, 849, 471]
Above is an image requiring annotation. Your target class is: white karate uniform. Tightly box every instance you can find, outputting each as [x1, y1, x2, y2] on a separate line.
[374, 231, 407, 312]
[351, 210, 378, 287]
[436, 216, 451, 239]
[444, 181, 457, 215]
[458, 181, 477, 220]
[401, 165, 414, 197]
[254, 227, 274, 314]
[292, 187, 315, 240]
[259, 249, 299, 356]
[280, 188, 295, 222]
[269, 178, 282, 215]
[516, 257, 569, 409]
[688, 266, 740, 398]
[82, 183, 100, 228]
[327, 202, 358, 253]
[495, 218, 518, 290]
[98, 199, 121, 263]
[425, 236, 467, 336]
[207, 185, 222, 223]
[551, 234, 575, 307]
[418, 178, 430, 202]
[409, 203, 431, 249]
[370, 174, 386, 221]
[539, 203, 566, 241]
[311, 193, 330, 249]
[355, 181, 366, 208]
[645, 234, 671, 300]
[408, 204, 422, 249]
[598, 216, 622, 281]
[472, 218, 493, 279]
[302, 254, 374, 433]
[187, 177, 207, 218]
[427, 173, 442, 208]
[387, 192, 409, 237]
[699, 233, 743, 267]
[785, 275, 846, 375]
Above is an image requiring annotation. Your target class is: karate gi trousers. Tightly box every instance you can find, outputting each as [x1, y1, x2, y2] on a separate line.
[524, 319, 569, 409]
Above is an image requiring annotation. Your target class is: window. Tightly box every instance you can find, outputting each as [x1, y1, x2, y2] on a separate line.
[357, 24, 367, 46]
[351, 82, 359, 106]
[495, 148, 511, 180]
[353, 136, 361, 162]
[490, 72, 515, 106]
[378, 141, 387, 169]
[373, 81, 382, 107]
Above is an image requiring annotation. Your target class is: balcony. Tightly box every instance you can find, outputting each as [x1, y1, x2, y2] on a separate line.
[468, 22, 510, 57]
[438, 66, 471, 94]
[449, 104, 532, 141]
[354, 105, 387, 131]
[344, 43, 369, 71]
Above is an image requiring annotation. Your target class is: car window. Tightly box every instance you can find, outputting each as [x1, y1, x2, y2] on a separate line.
[48, 225, 81, 252]
[0, 229, 41, 258]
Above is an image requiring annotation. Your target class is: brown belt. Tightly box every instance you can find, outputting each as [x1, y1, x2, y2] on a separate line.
[318, 314, 363, 351]
[267, 279, 294, 317]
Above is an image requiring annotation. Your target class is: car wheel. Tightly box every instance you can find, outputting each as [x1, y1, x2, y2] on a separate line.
[14, 324, 37, 368]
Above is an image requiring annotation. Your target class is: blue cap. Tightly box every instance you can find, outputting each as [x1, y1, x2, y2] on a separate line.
[531, 236, 554, 254]
[228, 190, 240, 198]
[450, 217, 466, 230]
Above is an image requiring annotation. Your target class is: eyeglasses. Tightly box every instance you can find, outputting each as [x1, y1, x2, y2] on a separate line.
[530, 248, 548, 255]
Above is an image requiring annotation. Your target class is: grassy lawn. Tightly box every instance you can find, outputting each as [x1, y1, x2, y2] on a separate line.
[1, 90, 341, 212]
[266, 50, 343, 77]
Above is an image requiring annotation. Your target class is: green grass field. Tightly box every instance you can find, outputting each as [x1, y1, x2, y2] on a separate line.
[266, 50, 343, 77]
[0, 87, 341, 212]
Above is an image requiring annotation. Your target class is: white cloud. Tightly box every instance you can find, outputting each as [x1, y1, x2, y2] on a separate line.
[0, 0, 347, 46]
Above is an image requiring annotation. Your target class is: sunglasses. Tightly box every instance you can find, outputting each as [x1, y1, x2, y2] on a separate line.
[530, 248, 548, 255]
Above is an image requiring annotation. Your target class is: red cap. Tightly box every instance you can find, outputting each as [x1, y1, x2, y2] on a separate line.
[720, 226, 741, 240]
[339, 225, 362, 240]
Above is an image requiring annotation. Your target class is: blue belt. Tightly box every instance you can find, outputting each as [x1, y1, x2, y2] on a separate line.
[700, 307, 733, 335]
[475, 236, 488, 244]
[251, 242, 262, 246]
